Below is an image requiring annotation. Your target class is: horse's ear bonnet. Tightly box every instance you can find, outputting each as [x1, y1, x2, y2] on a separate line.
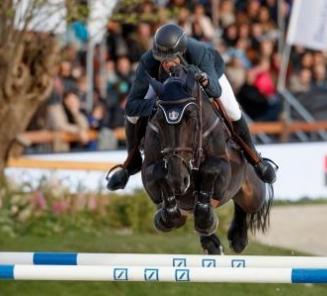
[146, 65, 197, 124]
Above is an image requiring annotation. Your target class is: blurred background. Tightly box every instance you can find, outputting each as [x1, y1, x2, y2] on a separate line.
[1, 1, 327, 295]
[1, 0, 325, 199]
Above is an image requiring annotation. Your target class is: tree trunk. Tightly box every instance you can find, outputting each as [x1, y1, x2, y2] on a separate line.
[0, 33, 59, 176]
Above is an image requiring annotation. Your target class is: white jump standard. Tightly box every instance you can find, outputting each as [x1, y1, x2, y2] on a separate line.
[1, 252, 327, 268]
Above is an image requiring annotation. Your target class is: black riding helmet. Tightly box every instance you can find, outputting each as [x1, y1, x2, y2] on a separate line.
[152, 24, 187, 61]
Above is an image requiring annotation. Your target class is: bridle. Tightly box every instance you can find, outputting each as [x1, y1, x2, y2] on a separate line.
[148, 85, 220, 174]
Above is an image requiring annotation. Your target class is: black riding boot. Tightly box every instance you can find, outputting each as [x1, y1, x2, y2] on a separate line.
[106, 119, 146, 190]
[233, 116, 277, 184]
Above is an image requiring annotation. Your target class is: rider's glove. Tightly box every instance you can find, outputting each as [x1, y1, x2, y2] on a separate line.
[196, 71, 209, 87]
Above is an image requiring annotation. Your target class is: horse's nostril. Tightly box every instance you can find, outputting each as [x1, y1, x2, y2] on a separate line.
[184, 177, 188, 186]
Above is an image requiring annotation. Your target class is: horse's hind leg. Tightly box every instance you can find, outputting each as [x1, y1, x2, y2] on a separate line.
[227, 202, 248, 253]
[228, 166, 274, 253]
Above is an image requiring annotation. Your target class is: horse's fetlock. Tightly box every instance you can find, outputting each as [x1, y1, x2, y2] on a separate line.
[198, 191, 212, 204]
[165, 206, 181, 220]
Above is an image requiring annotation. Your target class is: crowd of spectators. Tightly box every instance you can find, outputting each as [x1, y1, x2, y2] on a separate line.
[26, 0, 327, 152]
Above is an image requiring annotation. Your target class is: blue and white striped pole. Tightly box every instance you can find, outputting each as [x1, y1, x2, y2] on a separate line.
[1, 252, 327, 269]
[0, 265, 327, 283]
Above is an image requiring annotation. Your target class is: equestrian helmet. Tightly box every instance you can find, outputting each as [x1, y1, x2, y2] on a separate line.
[152, 24, 187, 61]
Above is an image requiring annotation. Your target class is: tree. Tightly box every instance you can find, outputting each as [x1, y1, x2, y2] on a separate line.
[0, 0, 87, 174]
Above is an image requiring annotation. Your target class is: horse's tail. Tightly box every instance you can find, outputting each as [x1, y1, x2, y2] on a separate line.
[248, 183, 274, 233]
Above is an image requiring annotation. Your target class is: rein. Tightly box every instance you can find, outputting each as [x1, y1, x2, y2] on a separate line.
[195, 79, 203, 170]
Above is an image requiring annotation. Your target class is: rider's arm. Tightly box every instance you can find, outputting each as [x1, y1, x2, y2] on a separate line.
[197, 49, 222, 98]
[125, 54, 157, 117]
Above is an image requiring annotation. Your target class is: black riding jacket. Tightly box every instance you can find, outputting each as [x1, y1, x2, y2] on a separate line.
[125, 37, 225, 117]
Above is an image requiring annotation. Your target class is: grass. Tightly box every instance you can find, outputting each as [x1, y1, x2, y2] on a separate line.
[273, 198, 327, 206]
[1, 229, 326, 296]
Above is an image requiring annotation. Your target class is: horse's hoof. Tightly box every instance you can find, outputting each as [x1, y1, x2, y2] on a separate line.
[106, 168, 129, 191]
[154, 210, 174, 232]
[227, 223, 248, 253]
[194, 203, 218, 235]
[229, 238, 248, 253]
[200, 234, 223, 255]
[153, 209, 186, 232]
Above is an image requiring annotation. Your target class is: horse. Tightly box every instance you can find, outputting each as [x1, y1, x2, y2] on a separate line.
[141, 65, 274, 254]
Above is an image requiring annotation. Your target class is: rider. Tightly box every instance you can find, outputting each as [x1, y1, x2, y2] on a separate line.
[107, 23, 277, 190]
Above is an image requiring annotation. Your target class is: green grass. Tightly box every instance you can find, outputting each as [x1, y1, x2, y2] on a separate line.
[273, 198, 327, 206]
[1, 229, 326, 296]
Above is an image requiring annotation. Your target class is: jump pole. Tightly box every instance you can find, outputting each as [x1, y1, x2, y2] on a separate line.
[1, 265, 327, 283]
[1, 253, 327, 268]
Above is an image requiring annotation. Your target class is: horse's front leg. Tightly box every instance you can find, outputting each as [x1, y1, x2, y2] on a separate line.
[154, 193, 187, 232]
[194, 156, 230, 236]
[143, 160, 187, 232]
[153, 176, 186, 232]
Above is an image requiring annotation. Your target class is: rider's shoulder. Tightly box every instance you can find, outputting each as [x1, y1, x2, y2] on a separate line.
[186, 37, 214, 53]
[138, 50, 160, 69]
[186, 38, 220, 60]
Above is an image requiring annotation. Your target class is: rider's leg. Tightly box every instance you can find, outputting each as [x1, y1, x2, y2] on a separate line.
[218, 74, 277, 184]
[107, 116, 146, 190]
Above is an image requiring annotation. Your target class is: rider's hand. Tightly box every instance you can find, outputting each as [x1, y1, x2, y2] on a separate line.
[196, 71, 209, 87]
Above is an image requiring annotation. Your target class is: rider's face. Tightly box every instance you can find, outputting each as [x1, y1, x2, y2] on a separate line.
[161, 57, 181, 73]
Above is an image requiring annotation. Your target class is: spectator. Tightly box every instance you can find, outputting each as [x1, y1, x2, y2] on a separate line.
[219, 0, 236, 28]
[106, 21, 129, 60]
[258, 6, 276, 33]
[238, 70, 270, 120]
[176, 7, 192, 35]
[46, 91, 89, 152]
[313, 64, 327, 91]
[222, 23, 238, 47]
[77, 75, 88, 114]
[226, 56, 247, 94]
[59, 60, 78, 93]
[246, 0, 261, 22]
[300, 52, 314, 69]
[127, 22, 153, 63]
[105, 57, 134, 129]
[289, 68, 313, 94]
[192, 4, 215, 41]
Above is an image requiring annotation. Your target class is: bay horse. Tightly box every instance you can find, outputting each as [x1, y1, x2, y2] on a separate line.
[141, 66, 273, 254]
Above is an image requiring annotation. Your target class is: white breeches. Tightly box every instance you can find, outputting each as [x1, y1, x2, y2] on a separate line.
[127, 74, 242, 124]
[218, 74, 242, 121]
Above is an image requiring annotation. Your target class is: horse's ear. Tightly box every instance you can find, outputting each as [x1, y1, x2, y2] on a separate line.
[144, 71, 164, 97]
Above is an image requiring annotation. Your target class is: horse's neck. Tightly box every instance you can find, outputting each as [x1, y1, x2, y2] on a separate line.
[202, 98, 218, 123]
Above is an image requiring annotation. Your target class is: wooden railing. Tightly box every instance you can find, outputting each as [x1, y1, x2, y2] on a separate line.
[7, 158, 115, 171]
[7, 121, 327, 171]
[19, 121, 327, 145]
